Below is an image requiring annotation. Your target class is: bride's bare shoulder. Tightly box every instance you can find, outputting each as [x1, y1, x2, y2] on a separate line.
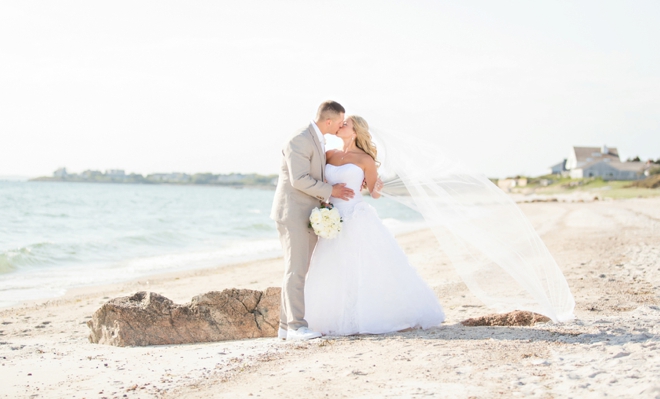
[326, 149, 338, 159]
[355, 151, 376, 168]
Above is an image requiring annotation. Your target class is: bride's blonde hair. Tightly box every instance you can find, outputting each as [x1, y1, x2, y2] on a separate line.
[348, 115, 380, 167]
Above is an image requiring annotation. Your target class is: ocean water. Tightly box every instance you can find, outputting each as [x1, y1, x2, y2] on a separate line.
[0, 181, 422, 307]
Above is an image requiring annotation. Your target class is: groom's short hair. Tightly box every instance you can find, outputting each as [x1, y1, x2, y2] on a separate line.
[316, 101, 345, 121]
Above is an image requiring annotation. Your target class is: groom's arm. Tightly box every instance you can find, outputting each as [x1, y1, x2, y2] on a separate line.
[284, 134, 333, 202]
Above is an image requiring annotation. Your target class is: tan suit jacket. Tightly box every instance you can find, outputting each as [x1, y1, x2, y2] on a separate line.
[270, 123, 333, 330]
[270, 123, 333, 224]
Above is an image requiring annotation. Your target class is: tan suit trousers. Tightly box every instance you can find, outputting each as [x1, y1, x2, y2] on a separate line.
[277, 221, 318, 330]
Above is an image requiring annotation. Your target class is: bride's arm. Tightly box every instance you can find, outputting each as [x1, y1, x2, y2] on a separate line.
[363, 157, 382, 199]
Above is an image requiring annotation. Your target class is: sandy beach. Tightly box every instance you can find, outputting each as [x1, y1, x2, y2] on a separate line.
[2, 197, 660, 398]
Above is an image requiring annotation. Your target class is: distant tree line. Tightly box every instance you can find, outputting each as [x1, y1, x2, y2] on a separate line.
[625, 156, 660, 175]
[625, 156, 660, 163]
[31, 169, 278, 187]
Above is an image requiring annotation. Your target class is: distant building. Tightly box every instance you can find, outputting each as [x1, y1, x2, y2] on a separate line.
[146, 173, 190, 183]
[644, 161, 658, 177]
[105, 169, 125, 178]
[549, 145, 647, 181]
[571, 160, 646, 180]
[565, 145, 620, 170]
[215, 173, 245, 183]
[166, 173, 191, 183]
[497, 177, 528, 190]
[146, 173, 168, 182]
[546, 159, 567, 175]
[82, 170, 103, 178]
[53, 168, 68, 177]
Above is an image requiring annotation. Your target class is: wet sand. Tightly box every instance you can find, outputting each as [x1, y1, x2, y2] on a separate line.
[1, 197, 659, 398]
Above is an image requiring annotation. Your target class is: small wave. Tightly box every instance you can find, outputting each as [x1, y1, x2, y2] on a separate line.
[119, 230, 184, 246]
[0, 240, 88, 272]
[0, 255, 17, 274]
[0, 237, 283, 307]
[0, 245, 50, 273]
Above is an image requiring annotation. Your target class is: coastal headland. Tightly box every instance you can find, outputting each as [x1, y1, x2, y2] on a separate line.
[30, 168, 278, 188]
[1, 196, 659, 397]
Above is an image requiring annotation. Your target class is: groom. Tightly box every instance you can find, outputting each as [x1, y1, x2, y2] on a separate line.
[270, 101, 355, 341]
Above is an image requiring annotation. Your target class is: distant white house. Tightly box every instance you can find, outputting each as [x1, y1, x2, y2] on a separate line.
[570, 160, 646, 180]
[549, 145, 646, 180]
[53, 167, 68, 177]
[565, 145, 620, 170]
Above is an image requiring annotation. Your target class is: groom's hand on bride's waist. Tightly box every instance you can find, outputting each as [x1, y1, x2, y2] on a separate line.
[332, 183, 354, 200]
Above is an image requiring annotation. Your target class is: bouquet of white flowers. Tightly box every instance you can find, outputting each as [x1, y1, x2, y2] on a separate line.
[309, 204, 343, 239]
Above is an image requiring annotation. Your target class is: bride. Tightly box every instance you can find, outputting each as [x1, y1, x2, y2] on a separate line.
[304, 116, 446, 335]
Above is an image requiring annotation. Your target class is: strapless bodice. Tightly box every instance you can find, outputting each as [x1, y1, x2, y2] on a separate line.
[325, 163, 364, 212]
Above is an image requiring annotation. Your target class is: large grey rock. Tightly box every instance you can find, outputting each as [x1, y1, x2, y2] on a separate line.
[87, 287, 280, 346]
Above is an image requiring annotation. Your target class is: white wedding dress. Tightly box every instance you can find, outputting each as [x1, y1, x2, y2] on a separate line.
[304, 163, 445, 336]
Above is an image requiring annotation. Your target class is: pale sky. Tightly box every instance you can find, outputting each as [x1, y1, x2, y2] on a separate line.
[1, 1, 658, 178]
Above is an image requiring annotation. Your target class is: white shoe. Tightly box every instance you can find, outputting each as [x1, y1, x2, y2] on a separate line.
[286, 327, 322, 341]
[278, 327, 287, 340]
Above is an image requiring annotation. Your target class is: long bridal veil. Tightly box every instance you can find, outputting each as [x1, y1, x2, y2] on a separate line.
[371, 127, 575, 323]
